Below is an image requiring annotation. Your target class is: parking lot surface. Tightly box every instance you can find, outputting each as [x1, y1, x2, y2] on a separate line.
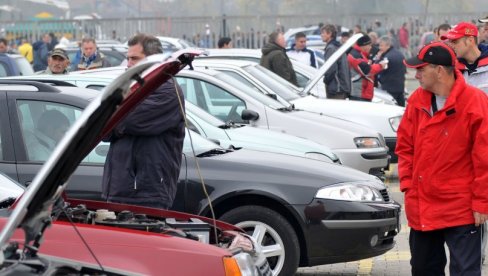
[296, 164, 488, 276]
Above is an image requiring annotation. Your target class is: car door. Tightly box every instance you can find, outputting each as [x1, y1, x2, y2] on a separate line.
[176, 76, 247, 123]
[0, 91, 17, 180]
[6, 92, 105, 198]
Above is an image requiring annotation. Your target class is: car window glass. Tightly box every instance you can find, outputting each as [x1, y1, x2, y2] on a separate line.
[212, 71, 287, 109]
[16, 100, 104, 164]
[244, 65, 301, 101]
[295, 71, 309, 88]
[176, 77, 246, 123]
[0, 62, 8, 77]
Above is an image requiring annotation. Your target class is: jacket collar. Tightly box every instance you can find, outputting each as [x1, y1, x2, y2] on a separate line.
[352, 44, 368, 57]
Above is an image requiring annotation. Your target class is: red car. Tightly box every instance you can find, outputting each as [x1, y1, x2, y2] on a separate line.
[0, 52, 269, 275]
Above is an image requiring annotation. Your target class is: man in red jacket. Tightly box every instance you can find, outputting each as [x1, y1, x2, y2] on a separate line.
[397, 41, 488, 275]
[347, 35, 387, 101]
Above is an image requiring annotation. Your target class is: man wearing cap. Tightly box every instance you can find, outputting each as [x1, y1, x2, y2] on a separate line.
[347, 34, 387, 101]
[442, 21, 488, 94]
[37, 48, 70, 75]
[397, 41, 488, 276]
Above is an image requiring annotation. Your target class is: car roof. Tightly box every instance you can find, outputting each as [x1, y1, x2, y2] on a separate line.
[0, 81, 99, 101]
[203, 48, 261, 57]
[193, 58, 255, 68]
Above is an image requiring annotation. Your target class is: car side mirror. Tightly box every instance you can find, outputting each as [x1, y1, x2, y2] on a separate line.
[241, 109, 259, 121]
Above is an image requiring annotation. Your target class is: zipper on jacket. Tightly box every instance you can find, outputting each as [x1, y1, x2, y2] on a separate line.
[134, 177, 137, 190]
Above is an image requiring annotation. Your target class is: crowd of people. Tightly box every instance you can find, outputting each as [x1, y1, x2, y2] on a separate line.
[0, 32, 113, 76]
[256, 16, 488, 276]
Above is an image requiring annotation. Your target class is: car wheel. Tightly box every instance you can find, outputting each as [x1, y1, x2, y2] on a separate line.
[219, 205, 299, 276]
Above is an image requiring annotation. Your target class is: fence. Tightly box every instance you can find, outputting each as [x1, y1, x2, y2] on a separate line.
[1, 12, 486, 49]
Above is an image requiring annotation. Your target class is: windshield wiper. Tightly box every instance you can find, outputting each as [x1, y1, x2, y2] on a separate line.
[196, 148, 233, 157]
[218, 121, 245, 129]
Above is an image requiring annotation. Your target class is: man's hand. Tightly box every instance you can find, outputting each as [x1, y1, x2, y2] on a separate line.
[473, 211, 488, 226]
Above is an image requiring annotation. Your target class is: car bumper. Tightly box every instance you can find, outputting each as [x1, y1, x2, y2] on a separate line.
[333, 147, 389, 177]
[298, 198, 401, 266]
[385, 137, 397, 163]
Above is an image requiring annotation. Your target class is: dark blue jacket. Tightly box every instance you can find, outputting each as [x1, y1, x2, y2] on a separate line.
[322, 40, 351, 95]
[101, 79, 185, 209]
[377, 46, 406, 94]
[32, 41, 49, 72]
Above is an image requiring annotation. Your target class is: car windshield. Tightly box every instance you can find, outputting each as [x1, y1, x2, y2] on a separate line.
[243, 65, 301, 101]
[14, 57, 34, 76]
[186, 101, 226, 127]
[212, 71, 288, 109]
[179, 39, 197, 48]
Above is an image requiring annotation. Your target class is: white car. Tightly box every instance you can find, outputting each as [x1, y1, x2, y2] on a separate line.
[201, 48, 397, 104]
[195, 34, 404, 162]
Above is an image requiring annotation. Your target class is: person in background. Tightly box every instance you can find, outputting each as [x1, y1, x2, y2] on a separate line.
[217, 37, 232, 48]
[320, 24, 351, 99]
[398, 41, 488, 276]
[0, 37, 8, 53]
[353, 24, 362, 34]
[37, 48, 70, 75]
[398, 22, 410, 58]
[286, 32, 318, 68]
[48, 32, 58, 51]
[347, 35, 387, 101]
[442, 22, 488, 94]
[435, 23, 452, 42]
[340, 31, 351, 45]
[260, 31, 297, 85]
[102, 33, 185, 210]
[478, 16, 488, 46]
[376, 35, 406, 106]
[18, 37, 33, 63]
[75, 37, 111, 70]
[32, 33, 51, 72]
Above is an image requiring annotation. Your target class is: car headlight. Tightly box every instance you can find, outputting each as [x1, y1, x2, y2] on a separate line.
[229, 252, 260, 276]
[389, 115, 402, 132]
[304, 152, 337, 163]
[315, 183, 385, 202]
[353, 137, 380, 148]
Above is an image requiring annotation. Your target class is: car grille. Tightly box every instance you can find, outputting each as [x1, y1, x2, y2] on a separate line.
[380, 189, 390, 202]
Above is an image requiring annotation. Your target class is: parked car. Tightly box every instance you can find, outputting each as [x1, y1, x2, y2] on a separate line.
[0, 53, 34, 77]
[0, 60, 400, 275]
[194, 36, 404, 163]
[4, 74, 340, 164]
[0, 56, 267, 275]
[68, 65, 390, 177]
[200, 47, 397, 105]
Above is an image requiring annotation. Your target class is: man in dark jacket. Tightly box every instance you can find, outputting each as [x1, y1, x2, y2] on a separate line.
[320, 24, 351, 99]
[101, 33, 185, 209]
[376, 35, 407, 106]
[32, 34, 51, 72]
[260, 31, 297, 85]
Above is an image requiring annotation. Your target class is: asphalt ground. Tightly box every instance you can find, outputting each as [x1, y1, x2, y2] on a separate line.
[296, 164, 488, 276]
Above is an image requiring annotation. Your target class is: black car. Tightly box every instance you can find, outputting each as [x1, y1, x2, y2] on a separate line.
[0, 79, 400, 276]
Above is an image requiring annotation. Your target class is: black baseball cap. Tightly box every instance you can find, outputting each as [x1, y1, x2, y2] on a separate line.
[404, 42, 456, 68]
[49, 48, 69, 60]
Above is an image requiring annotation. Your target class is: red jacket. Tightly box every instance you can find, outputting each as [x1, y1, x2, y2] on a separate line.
[398, 27, 409, 49]
[347, 45, 383, 100]
[396, 70, 488, 231]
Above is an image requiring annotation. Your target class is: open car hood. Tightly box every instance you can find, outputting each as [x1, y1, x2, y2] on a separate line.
[301, 33, 362, 96]
[0, 51, 198, 257]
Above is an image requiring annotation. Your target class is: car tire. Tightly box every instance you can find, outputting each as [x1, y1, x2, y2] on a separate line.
[219, 205, 299, 276]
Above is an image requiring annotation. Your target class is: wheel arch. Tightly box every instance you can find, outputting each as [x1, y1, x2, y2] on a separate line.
[200, 192, 310, 266]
